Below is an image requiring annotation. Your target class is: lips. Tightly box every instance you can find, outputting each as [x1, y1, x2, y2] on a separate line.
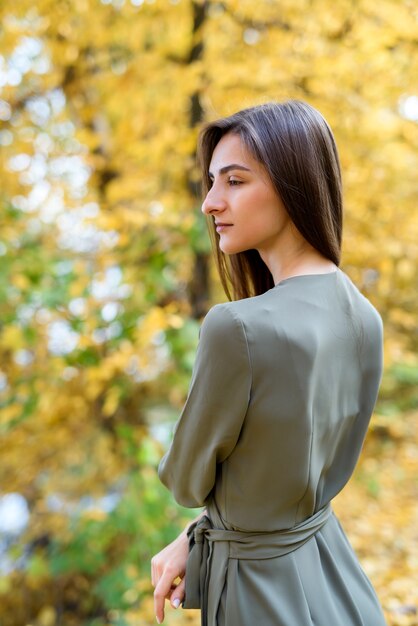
[215, 223, 233, 232]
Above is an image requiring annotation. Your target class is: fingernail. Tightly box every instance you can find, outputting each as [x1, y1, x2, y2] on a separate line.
[156, 618, 161, 624]
[172, 598, 181, 609]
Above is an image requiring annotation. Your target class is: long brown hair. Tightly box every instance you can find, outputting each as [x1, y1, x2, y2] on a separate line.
[197, 100, 343, 301]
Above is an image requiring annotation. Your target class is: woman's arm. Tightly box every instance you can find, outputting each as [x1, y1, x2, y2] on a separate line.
[158, 304, 252, 508]
[151, 509, 206, 624]
[153, 304, 251, 622]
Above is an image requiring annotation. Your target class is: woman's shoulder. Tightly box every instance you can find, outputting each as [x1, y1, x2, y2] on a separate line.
[338, 270, 383, 334]
[201, 293, 267, 333]
[200, 300, 249, 338]
[197, 302, 253, 365]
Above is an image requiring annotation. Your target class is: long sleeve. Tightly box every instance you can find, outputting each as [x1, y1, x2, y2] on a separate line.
[158, 303, 253, 508]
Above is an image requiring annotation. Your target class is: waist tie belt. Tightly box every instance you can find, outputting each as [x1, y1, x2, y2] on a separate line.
[182, 502, 332, 626]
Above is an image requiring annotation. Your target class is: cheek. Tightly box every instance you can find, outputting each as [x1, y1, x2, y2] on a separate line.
[246, 201, 286, 233]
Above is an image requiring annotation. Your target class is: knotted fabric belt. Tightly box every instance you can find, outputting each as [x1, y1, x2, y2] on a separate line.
[182, 502, 332, 626]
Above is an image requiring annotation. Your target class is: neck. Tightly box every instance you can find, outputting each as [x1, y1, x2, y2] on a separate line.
[257, 230, 337, 286]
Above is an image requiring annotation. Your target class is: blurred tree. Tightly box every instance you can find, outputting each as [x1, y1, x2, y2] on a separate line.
[0, 0, 417, 624]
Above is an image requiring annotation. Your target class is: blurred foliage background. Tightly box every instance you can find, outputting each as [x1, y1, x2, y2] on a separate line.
[0, 0, 417, 625]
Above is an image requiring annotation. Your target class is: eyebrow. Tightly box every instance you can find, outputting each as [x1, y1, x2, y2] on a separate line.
[208, 163, 251, 179]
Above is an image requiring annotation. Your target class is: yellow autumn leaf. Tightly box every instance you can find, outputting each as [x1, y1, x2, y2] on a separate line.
[1, 325, 26, 350]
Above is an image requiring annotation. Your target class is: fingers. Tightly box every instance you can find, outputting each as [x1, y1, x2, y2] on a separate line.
[151, 535, 189, 624]
[170, 576, 185, 609]
[153, 576, 185, 623]
[153, 580, 166, 624]
[153, 570, 177, 624]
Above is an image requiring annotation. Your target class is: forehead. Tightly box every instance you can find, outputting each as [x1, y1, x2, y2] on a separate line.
[209, 133, 254, 169]
[208, 133, 270, 185]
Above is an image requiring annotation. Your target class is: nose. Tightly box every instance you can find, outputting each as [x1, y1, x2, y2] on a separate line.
[201, 184, 227, 216]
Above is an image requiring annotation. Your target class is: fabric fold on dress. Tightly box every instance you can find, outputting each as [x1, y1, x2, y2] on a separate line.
[183, 501, 333, 626]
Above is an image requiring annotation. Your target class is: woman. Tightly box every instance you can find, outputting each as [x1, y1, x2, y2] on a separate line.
[151, 100, 386, 626]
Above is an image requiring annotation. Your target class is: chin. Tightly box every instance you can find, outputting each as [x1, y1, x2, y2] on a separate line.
[218, 234, 255, 255]
[219, 241, 248, 255]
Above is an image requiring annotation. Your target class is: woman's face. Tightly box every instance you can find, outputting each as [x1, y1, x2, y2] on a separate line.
[202, 132, 292, 256]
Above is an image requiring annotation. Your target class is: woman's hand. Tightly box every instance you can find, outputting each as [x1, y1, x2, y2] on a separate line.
[151, 510, 206, 623]
[151, 527, 190, 624]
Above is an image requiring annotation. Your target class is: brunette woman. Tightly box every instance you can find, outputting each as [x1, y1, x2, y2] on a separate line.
[151, 100, 387, 626]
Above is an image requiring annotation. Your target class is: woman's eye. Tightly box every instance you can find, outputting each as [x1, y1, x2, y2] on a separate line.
[228, 179, 242, 186]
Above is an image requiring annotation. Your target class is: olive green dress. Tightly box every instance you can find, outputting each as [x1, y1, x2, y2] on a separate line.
[158, 269, 387, 626]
